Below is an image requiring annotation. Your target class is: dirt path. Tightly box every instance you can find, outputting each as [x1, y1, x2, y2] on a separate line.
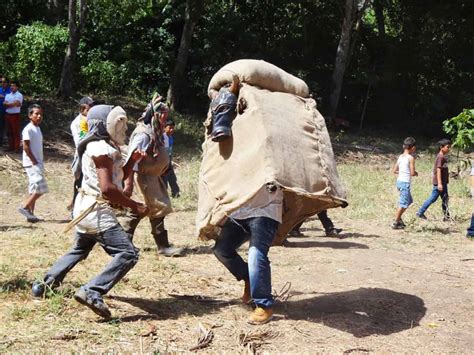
[0, 155, 473, 353]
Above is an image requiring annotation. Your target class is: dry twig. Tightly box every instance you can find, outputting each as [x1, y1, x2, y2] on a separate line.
[238, 326, 278, 353]
[273, 281, 292, 303]
[189, 322, 214, 351]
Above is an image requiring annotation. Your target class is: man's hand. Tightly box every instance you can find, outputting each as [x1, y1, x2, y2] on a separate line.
[123, 186, 133, 198]
[437, 185, 443, 192]
[134, 202, 149, 218]
[414, 171, 418, 176]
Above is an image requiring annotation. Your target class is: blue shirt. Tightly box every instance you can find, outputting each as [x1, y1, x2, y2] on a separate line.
[0, 86, 11, 114]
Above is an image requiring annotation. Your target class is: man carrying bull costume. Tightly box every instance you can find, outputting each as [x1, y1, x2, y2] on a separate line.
[32, 105, 148, 319]
[120, 94, 184, 257]
[209, 78, 279, 325]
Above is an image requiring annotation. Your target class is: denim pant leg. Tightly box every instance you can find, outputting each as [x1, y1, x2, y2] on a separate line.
[213, 220, 249, 281]
[440, 184, 449, 217]
[84, 224, 139, 295]
[418, 185, 440, 215]
[247, 217, 279, 309]
[164, 162, 180, 196]
[467, 214, 474, 236]
[44, 232, 96, 285]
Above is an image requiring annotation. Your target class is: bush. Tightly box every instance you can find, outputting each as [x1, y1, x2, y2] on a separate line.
[0, 22, 68, 95]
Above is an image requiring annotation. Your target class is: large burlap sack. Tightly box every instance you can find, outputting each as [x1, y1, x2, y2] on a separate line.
[196, 83, 347, 245]
[208, 59, 309, 98]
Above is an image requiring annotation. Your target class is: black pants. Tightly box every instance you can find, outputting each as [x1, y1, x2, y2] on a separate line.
[293, 210, 334, 232]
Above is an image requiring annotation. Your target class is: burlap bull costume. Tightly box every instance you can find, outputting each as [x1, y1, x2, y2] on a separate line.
[197, 60, 347, 324]
[32, 105, 148, 318]
[120, 94, 184, 257]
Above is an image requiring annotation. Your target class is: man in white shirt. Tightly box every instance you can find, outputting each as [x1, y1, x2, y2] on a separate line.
[18, 104, 47, 223]
[32, 105, 148, 319]
[3, 80, 23, 151]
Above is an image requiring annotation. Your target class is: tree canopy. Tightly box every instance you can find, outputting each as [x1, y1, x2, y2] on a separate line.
[0, 0, 472, 135]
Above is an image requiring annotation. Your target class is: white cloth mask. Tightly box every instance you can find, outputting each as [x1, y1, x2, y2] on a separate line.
[107, 106, 128, 145]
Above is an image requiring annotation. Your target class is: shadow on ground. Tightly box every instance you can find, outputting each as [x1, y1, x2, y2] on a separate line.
[283, 240, 369, 249]
[282, 287, 426, 337]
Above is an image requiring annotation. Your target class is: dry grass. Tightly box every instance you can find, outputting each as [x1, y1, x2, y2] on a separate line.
[0, 137, 473, 353]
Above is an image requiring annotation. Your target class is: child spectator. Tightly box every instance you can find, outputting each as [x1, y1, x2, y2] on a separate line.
[417, 139, 451, 221]
[18, 104, 48, 223]
[163, 119, 180, 198]
[69, 96, 94, 210]
[391, 137, 418, 229]
[0, 76, 11, 147]
[3, 80, 23, 152]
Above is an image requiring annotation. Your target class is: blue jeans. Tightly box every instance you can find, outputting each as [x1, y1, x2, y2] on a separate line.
[163, 161, 180, 197]
[213, 217, 279, 309]
[467, 214, 474, 237]
[43, 224, 139, 295]
[417, 184, 449, 217]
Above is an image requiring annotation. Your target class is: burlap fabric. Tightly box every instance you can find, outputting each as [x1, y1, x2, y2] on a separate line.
[197, 80, 347, 245]
[208, 59, 309, 98]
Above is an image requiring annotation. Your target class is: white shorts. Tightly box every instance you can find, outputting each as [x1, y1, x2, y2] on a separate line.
[25, 165, 49, 194]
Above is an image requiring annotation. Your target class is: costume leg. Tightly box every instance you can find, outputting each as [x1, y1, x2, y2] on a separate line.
[317, 210, 334, 231]
[43, 232, 96, 285]
[467, 214, 474, 237]
[247, 217, 278, 309]
[213, 219, 250, 281]
[166, 162, 180, 197]
[84, 224, 139, 295]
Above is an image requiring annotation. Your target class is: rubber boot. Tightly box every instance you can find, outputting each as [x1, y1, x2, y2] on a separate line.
[153, 230, 184, 257]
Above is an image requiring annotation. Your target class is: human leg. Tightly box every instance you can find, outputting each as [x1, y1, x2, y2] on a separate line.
[0, 111, 5, 146]
[441, 184, 450, 219]
[318, 210, 342, 236]
[213, 219, 249, 281]
[6, 114, 20, 151]
[417, 185, 440, 217]
[32, 232, 96, 297]
[150, 217, 184, 256]
[467, 213, 474, 237]
[166, 162, 180, 197]
[83, 224, 139, 295]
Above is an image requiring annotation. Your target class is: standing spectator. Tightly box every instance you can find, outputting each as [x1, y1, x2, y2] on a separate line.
[417, 139, 451, 220]
[162, 119, 180, 198]
[69, 96, 94, 210]
[3, 80, 23, 152]
[0, 76, 11, 147]
[18, 104, 47, 223]
[391, 137, 418, 229]
[467, 164, 474, 238]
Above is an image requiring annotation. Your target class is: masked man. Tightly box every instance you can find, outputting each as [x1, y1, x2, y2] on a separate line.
[32, 105, 148, 319]
[120, 94, 184, 257]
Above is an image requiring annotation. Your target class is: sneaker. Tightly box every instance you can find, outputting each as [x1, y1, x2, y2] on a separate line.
[18, 207, 40, 223]
[325, 227, 343, 237]
[399, 220, 406, 227]
[391, 221, 405, 230]
[248, 307, 273, 325]
[157, 245, 185, 257]
[74, 287, 111, 319]
[416, 213, 427, 220]
[242, 279, 251, 304]
[32, 281, 46, 298]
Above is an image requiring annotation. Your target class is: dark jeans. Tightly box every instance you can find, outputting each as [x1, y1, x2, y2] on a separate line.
[163, 161, 180, 197]
[213, 217, 279, 309]
[293, 210, 334, 232]
[467, 213, 474, 237]
[43, 224, 139, 295]
[417, 184, 449, 217]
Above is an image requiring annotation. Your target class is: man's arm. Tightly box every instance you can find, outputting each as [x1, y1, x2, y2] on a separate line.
[392, 161, 399, 174]
[437, 168, 443, 191]
[409, 156, 418, 176]
[23, 140, 38, 165]
[93, 155, 148, 217]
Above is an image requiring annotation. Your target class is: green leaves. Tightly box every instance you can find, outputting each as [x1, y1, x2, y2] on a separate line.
[442, 109, 474, 152]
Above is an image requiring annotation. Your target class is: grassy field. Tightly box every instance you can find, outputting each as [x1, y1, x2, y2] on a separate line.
[0, 128, 473, 353]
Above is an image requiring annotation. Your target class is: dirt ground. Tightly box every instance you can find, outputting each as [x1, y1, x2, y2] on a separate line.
[0, 150, 473, 354]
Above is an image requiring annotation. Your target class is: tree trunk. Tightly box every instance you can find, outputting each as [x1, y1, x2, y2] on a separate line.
[166, 0, 203, 111]
[328, 0, 369, 124]
[57, 0, 87, 99]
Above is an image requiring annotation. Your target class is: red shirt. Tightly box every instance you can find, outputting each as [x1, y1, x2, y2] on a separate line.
[432, 153, 449, 185]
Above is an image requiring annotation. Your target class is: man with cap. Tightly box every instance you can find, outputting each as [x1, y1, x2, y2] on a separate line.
[32, 104, 148, 319]
[120, 94, 184, 257]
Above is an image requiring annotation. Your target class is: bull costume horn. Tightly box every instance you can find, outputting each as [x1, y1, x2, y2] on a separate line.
[210, 75, 240, 142]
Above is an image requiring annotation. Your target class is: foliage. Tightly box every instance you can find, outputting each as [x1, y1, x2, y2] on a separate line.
[442, 109, 474, 152]
[0, 22, 68, 95]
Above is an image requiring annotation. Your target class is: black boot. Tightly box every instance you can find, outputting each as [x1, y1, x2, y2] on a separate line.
[153, 231, 184, 257]
[210, 89, 237, 142]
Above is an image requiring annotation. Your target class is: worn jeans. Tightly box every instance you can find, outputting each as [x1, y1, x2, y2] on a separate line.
[43, 224, 139, 295]
[417, 184, 449, 217]
[213, 217, 279, 309]
[467, 213, 474, 237]
[163, 161, 180, 197]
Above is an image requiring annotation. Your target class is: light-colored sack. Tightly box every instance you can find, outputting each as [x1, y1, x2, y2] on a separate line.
[208, 59, 309, 98]
[196, 83, 347, 245]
